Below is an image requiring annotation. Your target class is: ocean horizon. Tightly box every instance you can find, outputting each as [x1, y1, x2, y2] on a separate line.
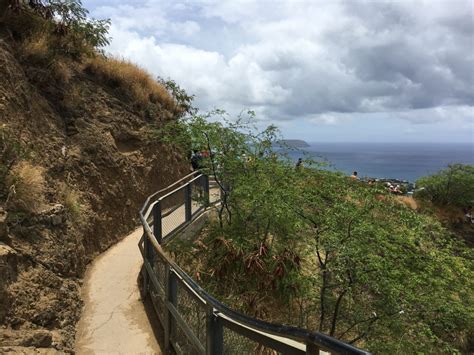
[286, 142, 474, 182]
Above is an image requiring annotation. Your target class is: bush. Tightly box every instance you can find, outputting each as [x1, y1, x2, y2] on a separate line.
[85, 56, 175, 111]
[6, 161, 45, 213]
[3, 0, 110, 61]
[415, 164, 474, 207]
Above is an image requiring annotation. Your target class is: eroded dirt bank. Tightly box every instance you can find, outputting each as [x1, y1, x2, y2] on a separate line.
[0, 35, 187, 352]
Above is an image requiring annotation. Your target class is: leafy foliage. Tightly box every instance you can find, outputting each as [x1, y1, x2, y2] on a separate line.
[46, 0, 110, 48]
[4, 0, 110, 57]
[415, 164, 474, 207]
[157, 77, 197, 118]
[162, 113, 473, 353]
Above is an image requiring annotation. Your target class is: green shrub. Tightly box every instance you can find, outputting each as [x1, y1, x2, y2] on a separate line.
[3, 0, 110, 59]
[415, 164, 474, 207]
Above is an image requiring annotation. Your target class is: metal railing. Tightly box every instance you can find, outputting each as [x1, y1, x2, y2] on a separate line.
[139, 173, 370, 355]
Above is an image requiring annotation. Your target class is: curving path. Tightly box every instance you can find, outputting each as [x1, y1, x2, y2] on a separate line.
[75, 228, 161, 355]
[75, 182, 220, 355]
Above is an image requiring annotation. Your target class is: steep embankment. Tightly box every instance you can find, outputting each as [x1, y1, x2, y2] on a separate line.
[0, 36, 187, 352]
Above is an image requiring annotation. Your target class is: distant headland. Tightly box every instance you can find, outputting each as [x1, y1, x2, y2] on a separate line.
[275, 139, 310, 148]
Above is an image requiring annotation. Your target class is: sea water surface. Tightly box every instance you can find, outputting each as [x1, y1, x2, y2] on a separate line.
[286, 142, 474, 182]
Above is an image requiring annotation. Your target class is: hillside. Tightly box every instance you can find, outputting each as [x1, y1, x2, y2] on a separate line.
[0, 6, 188, 352]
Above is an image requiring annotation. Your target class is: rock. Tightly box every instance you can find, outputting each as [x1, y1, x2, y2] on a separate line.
[0, 243, 18, 322]
[0, 328, 53, 348]
[0, 346, 57, 354]
[0, 207, 9, 242]
[33, 309, 56, 327]
[38, 204, 65, 226]
[22, 330, 53, 347]
[51, 215, 62, 226]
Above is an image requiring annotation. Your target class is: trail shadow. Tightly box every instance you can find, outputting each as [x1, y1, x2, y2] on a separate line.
[137, 269, 168, 353]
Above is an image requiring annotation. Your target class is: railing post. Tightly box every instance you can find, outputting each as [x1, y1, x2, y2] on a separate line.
[164, 265, 178, 354]
[153, 201, 162, 244]
[306, 337, 320, 354]
[206, 305, 223, 355]
[203, 174, 210, 206]
[185, 183, 192, 222]
[142, 232, 149, 298]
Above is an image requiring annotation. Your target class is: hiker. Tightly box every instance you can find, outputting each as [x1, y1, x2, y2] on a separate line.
[295, 158, 303, 169]
[190, 150, 202, 172]
[463, 206, 474, 224]
[350, 171, 358, 180]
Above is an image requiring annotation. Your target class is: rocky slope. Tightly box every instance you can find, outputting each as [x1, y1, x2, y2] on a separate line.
[0, 35, 188, 352]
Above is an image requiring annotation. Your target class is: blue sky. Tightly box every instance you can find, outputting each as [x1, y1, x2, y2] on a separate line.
[83, 0, 474, 143]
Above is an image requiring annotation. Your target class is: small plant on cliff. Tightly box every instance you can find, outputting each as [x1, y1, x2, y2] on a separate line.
[157, 77, 197, 118]
[6, 161, 45, 213]
[0, 124, 27, 205]
[58, 182, 82, 222]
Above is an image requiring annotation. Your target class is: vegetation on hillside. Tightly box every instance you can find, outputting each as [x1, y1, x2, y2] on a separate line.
[415, 164, 474, 208]
[84, 56, 175, 111]
[2, 0, 110, 56]
[1, 0, 177, 117]
[162, 111, 473, 353]
[0, 0, 182, 214]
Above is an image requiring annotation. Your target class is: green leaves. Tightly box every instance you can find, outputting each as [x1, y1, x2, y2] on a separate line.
[160, 112, 473, 353]
[14, 0, 111, 52]
[416, 164, 474, 207]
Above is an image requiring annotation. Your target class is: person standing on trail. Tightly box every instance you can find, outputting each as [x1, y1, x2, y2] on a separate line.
[295, 158, 303, 170]
[350, 171, 358, 180]
[191, 150, 202, 172]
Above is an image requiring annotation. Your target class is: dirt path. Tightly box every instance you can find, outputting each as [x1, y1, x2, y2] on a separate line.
[75, 228, 161, 355]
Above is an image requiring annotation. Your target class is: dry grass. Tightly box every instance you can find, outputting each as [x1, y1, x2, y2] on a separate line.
[19, 33, 51, 64]
[85, 56, 175, 110]
[62, 83, 81, 109]
[51, 60, 73, 83]
[19, 32, 73, 85]
[396, 196, 418, 210]
[6, 161, 45, 213]
[58, 183, 83, 221]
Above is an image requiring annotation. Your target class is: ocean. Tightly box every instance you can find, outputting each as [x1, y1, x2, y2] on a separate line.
[286, 142, 474, 182]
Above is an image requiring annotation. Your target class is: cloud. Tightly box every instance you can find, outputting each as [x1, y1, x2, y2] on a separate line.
[85, 0, 474, 136]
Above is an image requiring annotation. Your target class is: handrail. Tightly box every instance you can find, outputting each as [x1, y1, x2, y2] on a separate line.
[139, 174, 370, 355]
[140, 171, 197, 218]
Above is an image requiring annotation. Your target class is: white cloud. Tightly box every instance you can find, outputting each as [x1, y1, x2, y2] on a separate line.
[84, 0, 474, 141]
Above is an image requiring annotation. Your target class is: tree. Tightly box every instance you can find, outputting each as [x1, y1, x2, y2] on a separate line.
[289, 170, 473, 352]
[156, 77, 197, 118]
[4, 0, 110, 54]
[416, 164, 474, 207]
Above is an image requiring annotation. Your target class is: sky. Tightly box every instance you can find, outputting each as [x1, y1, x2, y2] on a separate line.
[83, 0, 474, 143]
